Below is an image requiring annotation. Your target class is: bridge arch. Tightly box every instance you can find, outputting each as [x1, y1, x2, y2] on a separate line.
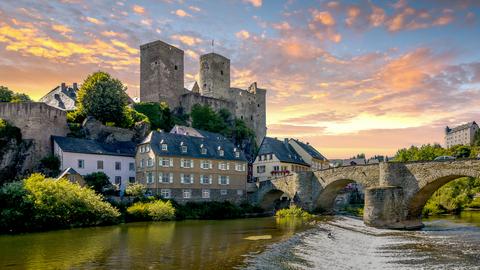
[258, 189, 290, 210]
[316, 178, 364, 213]
[406, 170, 479, 220]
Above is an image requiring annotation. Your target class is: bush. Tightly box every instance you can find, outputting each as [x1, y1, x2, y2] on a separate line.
[119, 106, 149, 129]
[133, 102, 173, 131]
[66, 109, 86, 124]
[275, 206, 314, 219]
[0, 119, 22, 143]
[0, 174, 120, 233]
[83, 172, 111, 194]
[126, 199, 175, 221]
[0, 86, 31, 103]
[125, 183, 146, 199]
[173, 201, 247, 220]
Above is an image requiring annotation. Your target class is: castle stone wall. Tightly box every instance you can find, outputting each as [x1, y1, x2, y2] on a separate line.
[199, 53, 231, 99]
[0, 102, 69, 161]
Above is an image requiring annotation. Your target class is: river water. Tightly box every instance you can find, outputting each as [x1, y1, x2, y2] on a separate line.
[0, 212, 479, 269]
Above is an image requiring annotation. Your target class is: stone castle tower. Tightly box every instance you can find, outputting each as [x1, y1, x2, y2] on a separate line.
[139, 40, 266, 146]
[140, 40, 185, 108]
[199, 53, 230, 100]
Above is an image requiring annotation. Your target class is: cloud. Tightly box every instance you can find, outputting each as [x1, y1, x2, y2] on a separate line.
[243, 0, 262, 8]
[188, 6, 201, 12]
[51, 24, 72, 34]
[171, 34, 202, 46]
[312, 10, 336, 26]
[83, 16, 104, 25]
[132, 4, 145, 14]
[235, 30, 250, 40]
[173, 9, 191, 17]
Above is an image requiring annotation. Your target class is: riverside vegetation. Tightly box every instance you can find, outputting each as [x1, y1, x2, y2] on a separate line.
[394, 144, 480, 215]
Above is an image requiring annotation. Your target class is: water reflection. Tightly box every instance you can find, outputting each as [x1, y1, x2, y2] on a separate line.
[0, 217, 311, 270]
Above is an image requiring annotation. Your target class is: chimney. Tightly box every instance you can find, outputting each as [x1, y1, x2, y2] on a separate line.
[61, 82, 66, 91]
[73, 83, 78, 90]
[284, 138, 289, 144]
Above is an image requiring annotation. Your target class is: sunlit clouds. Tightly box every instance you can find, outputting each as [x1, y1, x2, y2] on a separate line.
[0, 0, 479, 158]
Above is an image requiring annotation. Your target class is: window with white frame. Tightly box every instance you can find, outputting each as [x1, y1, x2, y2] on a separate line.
[218, 175, 229, 185]
[78, 159, 85, 169]
[115, 176, 121, 185]
[202, 189, 210, 198]
[219, 149, 224, 156]
[159, 172, 173, 183]
[235, 163, 245, 171]
[218, 162, 229, 170]
[201, 160, 212, 169]
[257, 166, 266, 173]
[220, 189, 227, 196]
[146, 172, 154, 184]
[181, 145, 188, 153]
[183, 189, 191, 199]
[200, 175, 212, 184]
[237, 189, 243, 196]
[159, 157, 173, 167]
[145, 145, 151, 152]
[273, 165, 280, 171]
[201, 148, 207, 155]
[181, 173, 194, 184]
[140, 159, 145, 168]
[181, 159, 193, 168]
[161, 189, 171, 199]
[147, 158, 153, 167]
[161, 143, 168, 151]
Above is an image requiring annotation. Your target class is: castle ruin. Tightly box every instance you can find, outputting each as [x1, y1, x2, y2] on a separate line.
[140, 40, 266, 146]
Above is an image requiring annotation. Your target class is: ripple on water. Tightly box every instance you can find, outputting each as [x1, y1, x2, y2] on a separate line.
[243, 216, 480, 270]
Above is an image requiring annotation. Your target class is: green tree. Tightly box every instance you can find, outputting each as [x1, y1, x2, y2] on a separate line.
[77, 71, 128, 125]
[190, 104, 227, 133]
[0, 86, 31, 103]
[453, 145, 471, 158]
[133, 102, 174, 131]
[83, 172, 111, 194]
[125, 182, 146, 199]
[0, 86, 13, 102]
[474, 130, 480, 147]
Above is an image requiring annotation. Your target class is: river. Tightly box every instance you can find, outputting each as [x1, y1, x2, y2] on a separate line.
[0, 211, 479, 269]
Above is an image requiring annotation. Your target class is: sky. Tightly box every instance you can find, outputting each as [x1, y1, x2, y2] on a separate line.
[1, 0, 480, 159]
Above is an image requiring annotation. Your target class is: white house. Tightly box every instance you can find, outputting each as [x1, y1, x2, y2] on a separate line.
[52, 136, 136, 191]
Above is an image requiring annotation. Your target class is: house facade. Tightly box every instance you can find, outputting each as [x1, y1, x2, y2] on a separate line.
[445, 121, 479, 148]
[135, 130, 248, 203]
[253, 137, 312, 182]
[53, 136, 136, 190]
[288, 139, 329, 170]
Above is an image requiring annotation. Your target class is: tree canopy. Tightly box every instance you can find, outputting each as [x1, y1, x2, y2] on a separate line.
[133, 102, 174, 131]
[77, 71, 128, 125]
[0, 86, 31, 103]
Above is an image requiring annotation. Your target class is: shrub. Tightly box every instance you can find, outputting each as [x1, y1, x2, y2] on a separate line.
[0, 119, 22, 143]
[126, 199, 175, 221]
[125, 183, 146, 199]
[83, 172, 111, 194]
[0, 174, 120, 233]
[66, 109, 86, 124]
[133, 102, 173, 131]
[119, 106, 149, 129]
[275, 206, 314, 219]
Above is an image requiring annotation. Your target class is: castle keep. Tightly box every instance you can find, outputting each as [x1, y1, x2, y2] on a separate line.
[140, 40, 267, 146]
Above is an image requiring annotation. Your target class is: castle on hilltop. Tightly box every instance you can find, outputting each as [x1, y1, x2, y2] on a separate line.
[139, 40, 267, 146]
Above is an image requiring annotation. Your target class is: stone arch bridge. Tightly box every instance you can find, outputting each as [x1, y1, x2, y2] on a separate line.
[251, 160, 480, 229]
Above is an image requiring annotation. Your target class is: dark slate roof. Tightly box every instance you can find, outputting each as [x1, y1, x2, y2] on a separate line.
[39, 85, 77, 111]
[52, 136, 136, 157]
[257, 137, 309, 166]
[291, 139, 327, 160]
[447, 121, 478, 134]
[142, 131, 247, 161]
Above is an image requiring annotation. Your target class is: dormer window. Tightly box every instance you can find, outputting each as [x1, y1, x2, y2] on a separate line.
[201, 148, 207, 155]
[219, 149, 224, 157]
[162, 144, 168, 151]
[181, 143, 188, 153]
[235, 151, 240, 158]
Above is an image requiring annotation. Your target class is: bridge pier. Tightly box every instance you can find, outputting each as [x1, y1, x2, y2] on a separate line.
[364, 186, 423, 230]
